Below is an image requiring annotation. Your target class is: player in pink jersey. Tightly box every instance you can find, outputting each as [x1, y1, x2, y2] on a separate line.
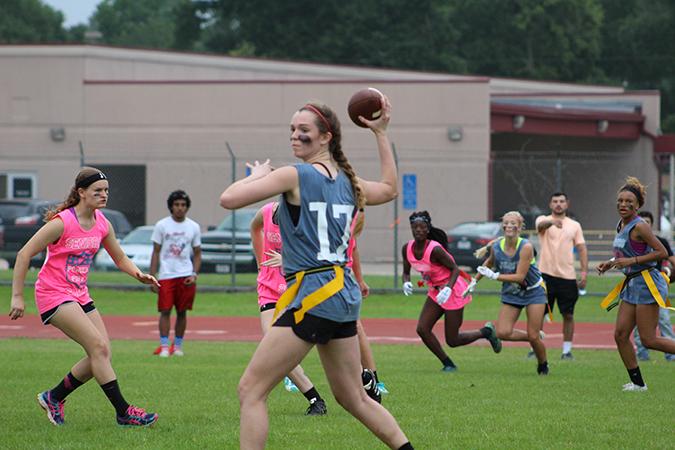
[8, 167, 159, 428]
[401, 211, 502, 372]
[250, 202, 327, 415]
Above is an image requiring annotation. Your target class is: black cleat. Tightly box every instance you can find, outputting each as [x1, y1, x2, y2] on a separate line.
[362, 369, 382, 403]
[305, 398, 327, 416]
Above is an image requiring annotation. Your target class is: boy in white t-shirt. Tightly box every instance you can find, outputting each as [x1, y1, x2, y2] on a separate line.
[150, 190, 201, 357]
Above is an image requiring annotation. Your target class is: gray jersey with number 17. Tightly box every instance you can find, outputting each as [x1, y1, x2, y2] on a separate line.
[277, 163, 361, 322]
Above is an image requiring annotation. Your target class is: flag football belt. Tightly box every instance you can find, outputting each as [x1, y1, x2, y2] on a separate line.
[273, 265, 345, 324]
[600, 268, 674, 312]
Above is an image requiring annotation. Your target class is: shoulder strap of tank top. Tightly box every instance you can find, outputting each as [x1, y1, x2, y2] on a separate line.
[312, 161, 334, 180]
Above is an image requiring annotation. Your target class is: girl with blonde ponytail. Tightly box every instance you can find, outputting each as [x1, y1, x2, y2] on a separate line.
[220, 94, 413, 449]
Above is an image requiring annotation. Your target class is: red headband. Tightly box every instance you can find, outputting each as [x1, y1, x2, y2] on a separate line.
[303, 104, 332, 134]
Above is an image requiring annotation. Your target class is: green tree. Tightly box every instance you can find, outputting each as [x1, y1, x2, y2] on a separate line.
[599, 0, 675, 132]
[199, 0, 464, 72]
[91, 0, 200, 50]
[452, 0, 605, 81]
[0, 0, 67, 43]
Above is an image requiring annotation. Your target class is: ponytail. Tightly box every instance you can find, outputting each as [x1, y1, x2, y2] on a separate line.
[44, 166, 105, 222]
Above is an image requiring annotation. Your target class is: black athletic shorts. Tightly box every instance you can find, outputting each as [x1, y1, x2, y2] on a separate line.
[259, 303, 276, 313]
[273, 309, 357, 344]
[542, 273, 579, 315]
[41, 301, 96, 325]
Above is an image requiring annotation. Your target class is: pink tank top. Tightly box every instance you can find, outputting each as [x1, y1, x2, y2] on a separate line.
[34, 208, 109, 313]
[256, 202, 287, 305]
[406, 239, 472, 310]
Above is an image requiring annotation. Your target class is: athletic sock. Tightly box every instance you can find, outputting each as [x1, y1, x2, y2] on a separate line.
[479, 326, 491, 338]
[398, 443, 414, 450]
[372, 370, 380, 384]
[441, 357, 456, 368]
[100, 380, 131, 416]
[562, 341, 573, 354]
[174, 336, 184, 348]
[627, 367, 645, 387]
[302, 386, 322, 403]
[50, 371, 84, 402]
[160, 336, 170, 347]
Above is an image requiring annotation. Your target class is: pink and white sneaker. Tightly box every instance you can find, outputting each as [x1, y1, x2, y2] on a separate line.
[37, 391, 65, 426]
[116, 405, 158, 427]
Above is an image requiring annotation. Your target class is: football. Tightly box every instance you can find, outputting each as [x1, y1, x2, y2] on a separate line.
[347, 88, 384, 128]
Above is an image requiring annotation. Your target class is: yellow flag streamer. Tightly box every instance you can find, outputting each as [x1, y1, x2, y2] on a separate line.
[600, 270, 674, 311]
[273, 266, 345, 324]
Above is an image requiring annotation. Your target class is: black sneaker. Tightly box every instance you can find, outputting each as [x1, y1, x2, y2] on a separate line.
[537, 362, 549, 376]
[305, 398, 327, 416]
[362, 369, 382, 403]
[561, 352, 574, 361]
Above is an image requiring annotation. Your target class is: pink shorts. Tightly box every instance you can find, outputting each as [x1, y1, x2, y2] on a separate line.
[428, 277, 472, 310]
[257, 285, 284, 307]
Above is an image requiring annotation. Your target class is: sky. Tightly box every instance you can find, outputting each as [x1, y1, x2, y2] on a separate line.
[42, 0, 101, 27]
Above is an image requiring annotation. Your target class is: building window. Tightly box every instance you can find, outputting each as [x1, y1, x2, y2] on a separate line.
[0, 173, 37, 199]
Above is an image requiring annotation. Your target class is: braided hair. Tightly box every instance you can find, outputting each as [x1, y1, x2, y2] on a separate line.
[409, 210, 448, 250]
[44, 166, 104, 222]
[300, 102, 365, 209]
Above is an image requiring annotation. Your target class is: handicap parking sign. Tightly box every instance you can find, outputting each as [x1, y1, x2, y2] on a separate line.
[402, 174, 417, 210]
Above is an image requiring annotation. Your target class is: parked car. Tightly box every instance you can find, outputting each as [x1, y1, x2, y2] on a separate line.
[0, 199, 133, 267]
[446, 221, 503, 271]
[0, 199, 59, 267]
[95, 225, 154, 271]
[201, 208, 258, 273]
[101, 208, 132, 239]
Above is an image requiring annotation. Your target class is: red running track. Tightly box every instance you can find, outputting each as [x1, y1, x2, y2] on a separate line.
[0, 315, 617, 349]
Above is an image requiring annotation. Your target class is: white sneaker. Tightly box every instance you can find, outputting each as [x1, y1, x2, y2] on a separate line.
[159, 347, 170, 358]
[539, 330, 546, 340]
[173, 347, 184, 357]
[622, 382, 648, 392]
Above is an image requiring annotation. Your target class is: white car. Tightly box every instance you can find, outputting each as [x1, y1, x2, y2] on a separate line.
[95, 225, 154, 271]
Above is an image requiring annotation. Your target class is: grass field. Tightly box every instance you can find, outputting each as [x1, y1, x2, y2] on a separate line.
[0, 339, 673, 450]
[1, 270, 673, 449]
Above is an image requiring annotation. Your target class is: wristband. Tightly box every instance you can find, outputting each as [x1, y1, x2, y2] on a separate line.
[191, 272, 198, 277]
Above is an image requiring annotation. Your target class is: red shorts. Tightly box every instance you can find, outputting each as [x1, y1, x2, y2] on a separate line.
[158, 277, 196, 312]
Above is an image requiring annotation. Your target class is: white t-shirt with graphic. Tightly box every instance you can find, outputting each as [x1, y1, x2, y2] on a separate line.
[151, 216, 201, 280]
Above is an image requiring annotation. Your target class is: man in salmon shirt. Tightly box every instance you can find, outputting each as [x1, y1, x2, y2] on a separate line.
[536, 192, 588, 360]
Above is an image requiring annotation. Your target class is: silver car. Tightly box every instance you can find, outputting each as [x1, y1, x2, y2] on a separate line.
[95, 225, 154, 271]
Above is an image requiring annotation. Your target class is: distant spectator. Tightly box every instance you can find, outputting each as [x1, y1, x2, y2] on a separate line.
[535, 192, 588, 360]
[150, 190, 201, 357]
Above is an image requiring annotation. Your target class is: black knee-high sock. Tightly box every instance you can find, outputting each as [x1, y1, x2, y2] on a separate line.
[100, 380, 130, 416]
[627, 367, 645, 386]
[50, 372, 84, 402]
[302, 386, 322, 404]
